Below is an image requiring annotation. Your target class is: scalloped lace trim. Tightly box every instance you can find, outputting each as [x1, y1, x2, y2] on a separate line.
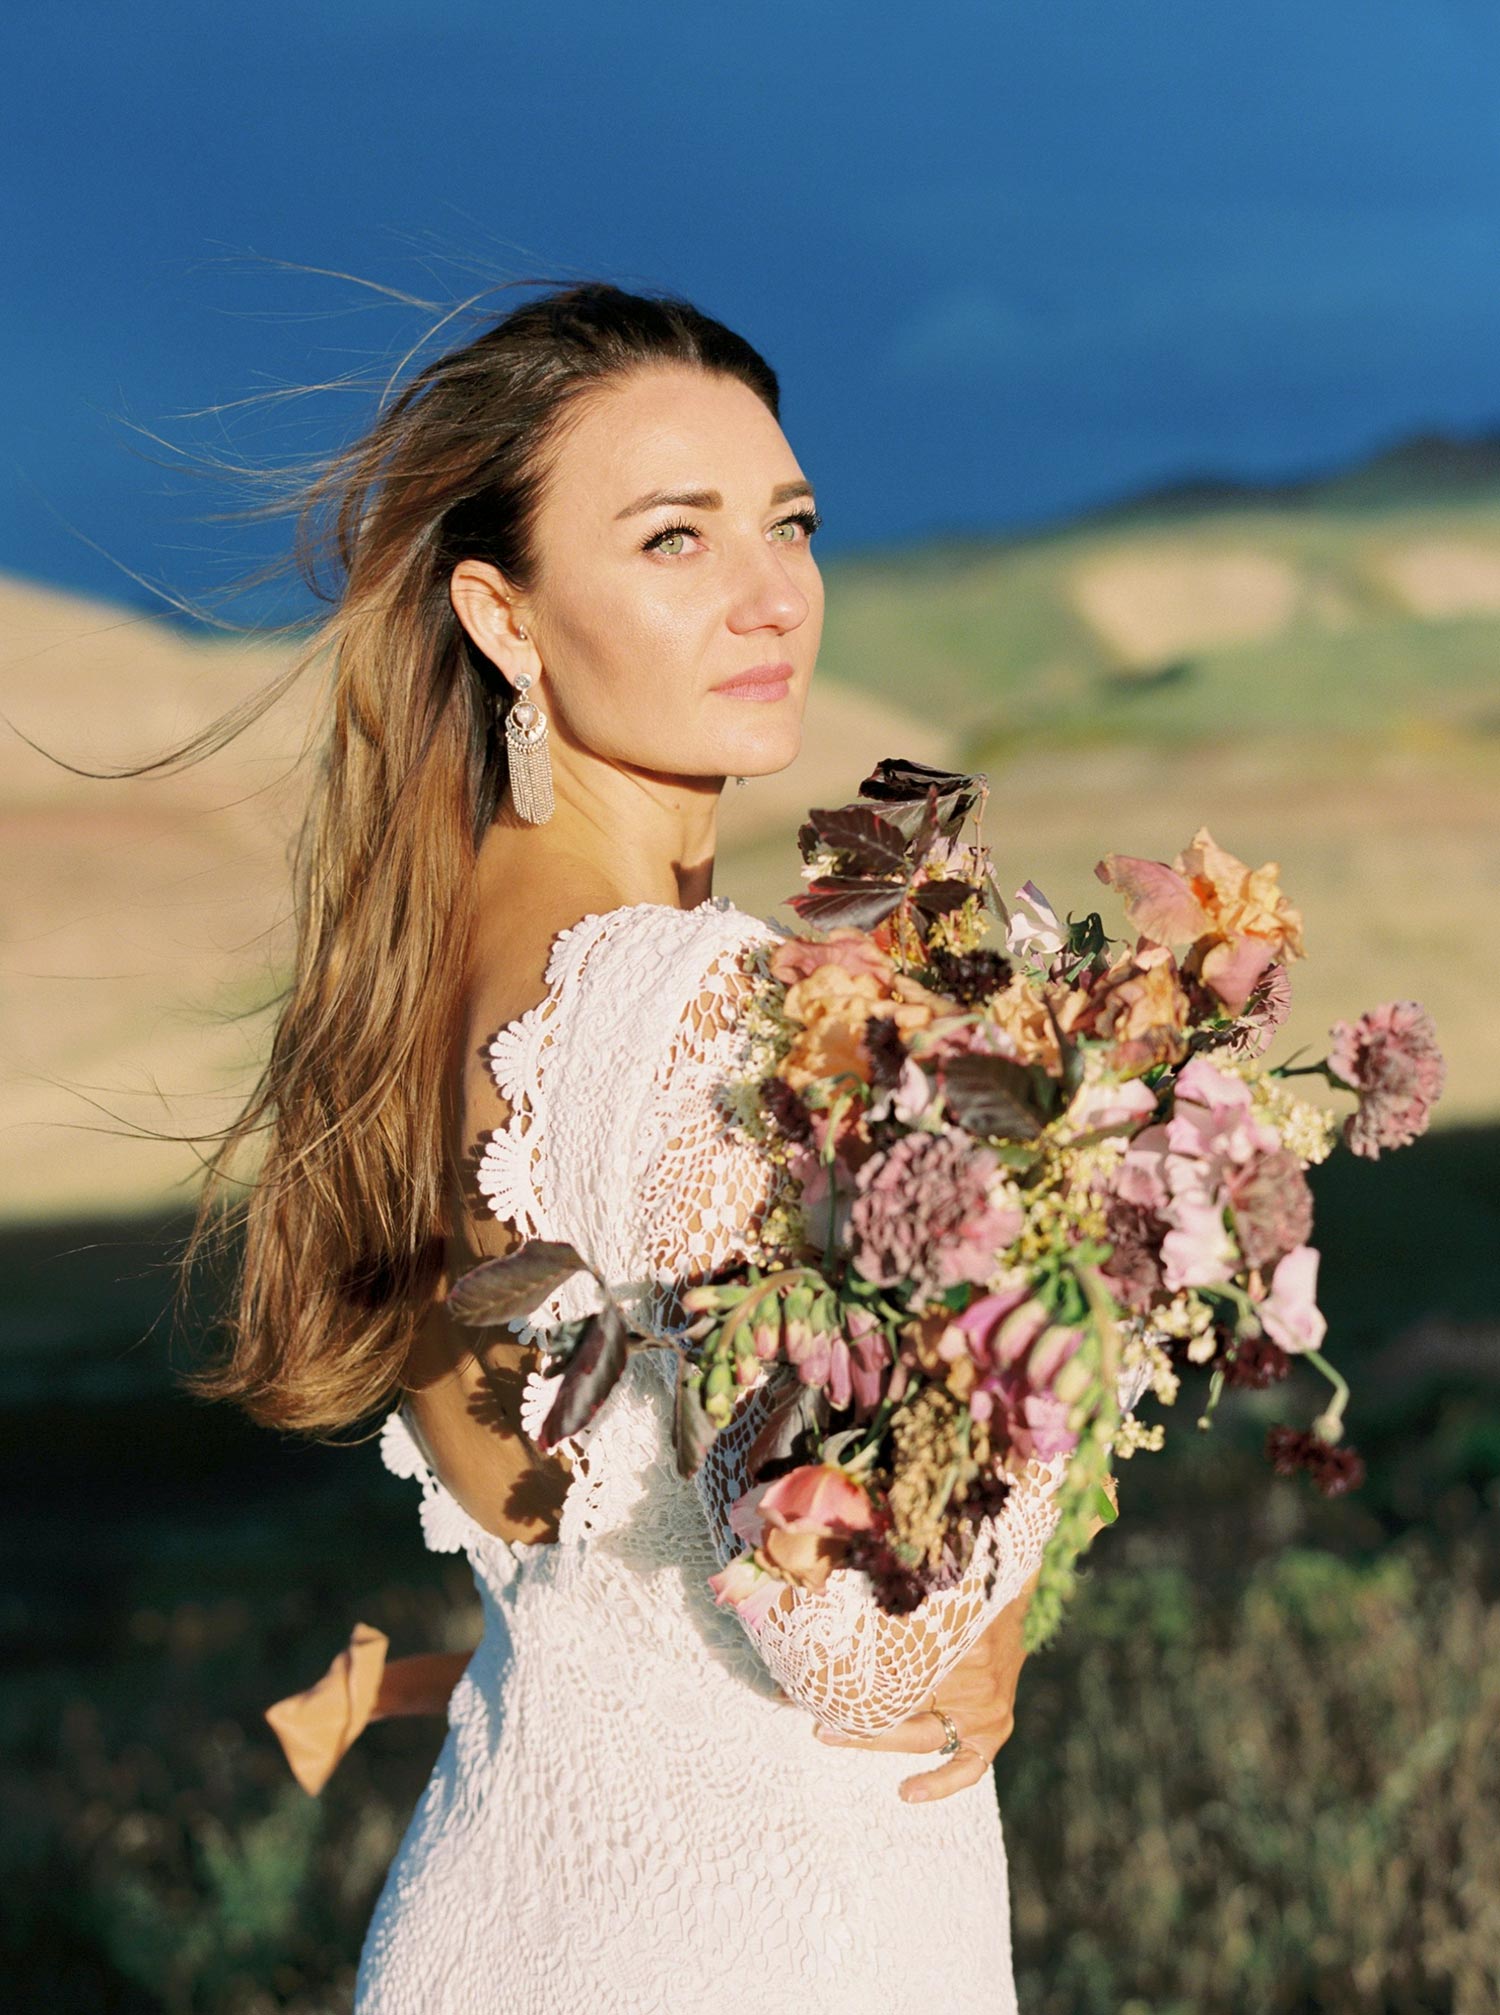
[378, 1409, 529, 1579]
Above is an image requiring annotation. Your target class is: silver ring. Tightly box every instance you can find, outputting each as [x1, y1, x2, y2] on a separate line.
[931, 1706, 962, 1757]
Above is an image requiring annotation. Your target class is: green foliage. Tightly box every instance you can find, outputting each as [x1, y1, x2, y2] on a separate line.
[1002, 1536, 1500, 2015]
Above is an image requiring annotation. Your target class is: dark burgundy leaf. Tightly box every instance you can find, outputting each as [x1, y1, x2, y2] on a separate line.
[942, 1054, 1046, 1141]
[911, 877, 979, 917]
[802, 803, 911, 876]
[744, 1374, 828, 1482]
[447, 1241, 595, 1327]
[785, 877, 907, 931]
[854, 759, 985, 836]
[909, 786, 942, 861]
[537, 1305, 629, 1449]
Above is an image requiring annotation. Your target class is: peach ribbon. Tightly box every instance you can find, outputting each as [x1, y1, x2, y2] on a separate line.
[265, 1622, 473, 1794]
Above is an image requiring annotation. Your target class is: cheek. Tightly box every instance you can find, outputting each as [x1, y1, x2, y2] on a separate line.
[546, 572, 711, 724]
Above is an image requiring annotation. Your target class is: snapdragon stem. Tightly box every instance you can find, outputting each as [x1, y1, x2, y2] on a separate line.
[1303, 1348, 1350, 1429]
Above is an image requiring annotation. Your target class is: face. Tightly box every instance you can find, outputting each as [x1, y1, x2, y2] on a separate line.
[454, 363, 823, 784]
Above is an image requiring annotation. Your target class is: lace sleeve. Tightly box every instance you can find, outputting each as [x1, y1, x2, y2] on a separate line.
[636, 926, 1142, 1738]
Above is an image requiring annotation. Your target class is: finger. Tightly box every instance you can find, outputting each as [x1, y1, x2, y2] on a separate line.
[898, 1744, 992, 1804]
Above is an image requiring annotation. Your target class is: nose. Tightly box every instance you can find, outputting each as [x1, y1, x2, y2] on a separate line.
[724, 532, 813, 636]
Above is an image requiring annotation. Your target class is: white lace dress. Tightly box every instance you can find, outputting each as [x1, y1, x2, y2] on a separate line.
[356, 896, 1149, 2015]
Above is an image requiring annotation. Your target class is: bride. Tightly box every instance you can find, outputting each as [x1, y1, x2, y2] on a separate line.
[198, 280, 1122, 2013]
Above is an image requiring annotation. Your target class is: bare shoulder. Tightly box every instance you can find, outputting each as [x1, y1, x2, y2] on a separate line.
[466, 852, 627, 1039]
[455, 855, 626, 1229]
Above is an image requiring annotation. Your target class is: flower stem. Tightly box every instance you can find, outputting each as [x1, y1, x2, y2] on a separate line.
[1302, 1348, 1350, 1433]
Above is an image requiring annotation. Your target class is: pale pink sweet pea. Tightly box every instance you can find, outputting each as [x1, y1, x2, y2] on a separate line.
[1060, 1075, 1158, 1141]
[1114, 1122, 1172, 1213]
[1159, 1187, 1240, 1290]
[889, 1054, 937, 1124]
[1256, 1244, 1327, 1354]
[1167, 1056, 1280, 1165]
[1114, 1057, 1283, 1292]
[1005, 880, 1066, 962]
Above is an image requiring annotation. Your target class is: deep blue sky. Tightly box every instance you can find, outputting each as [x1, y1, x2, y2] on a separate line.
[8, 0, 1500, 621]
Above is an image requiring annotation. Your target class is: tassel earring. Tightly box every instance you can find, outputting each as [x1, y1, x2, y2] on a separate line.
[503, 654, 555, 824]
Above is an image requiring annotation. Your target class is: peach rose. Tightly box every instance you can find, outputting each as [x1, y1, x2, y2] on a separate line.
[985, 974, 1092, 1073]
[777, 952, 957, 1093]
[1177, 828, 1305, 959]
[1092, 944, 1192, 1068]
[1096, 828, 1305, 1015]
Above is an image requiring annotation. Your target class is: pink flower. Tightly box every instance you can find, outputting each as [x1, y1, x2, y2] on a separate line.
[726, 1462, 877, 1597]
[1111, 1058, 1283, 1293]
[1225, 1145, 1314, 1271]
[986, 1377, 1080, 1462]
[952, 1282, 1036, 1370]
[730, 1462, 877, 1549]
[1005, 881, 1066, 962]
[707, 1553, 786, 1630]
[1255, 1244, 1327, 1355]
[1328, 1001, 1446, 1159]
[826, 1306, 891, 1419]
[1095, 829, 1304, 1013]
[1059, 1075, 1158, 1141]
[769, 926, 895, 989]
[849, 1129, 1024, 1298]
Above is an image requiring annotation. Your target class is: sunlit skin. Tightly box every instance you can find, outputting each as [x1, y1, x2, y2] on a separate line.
[401, 361, 1113, 1802]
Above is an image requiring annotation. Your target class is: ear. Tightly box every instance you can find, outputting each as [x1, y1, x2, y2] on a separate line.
[449, 559, 539, 683]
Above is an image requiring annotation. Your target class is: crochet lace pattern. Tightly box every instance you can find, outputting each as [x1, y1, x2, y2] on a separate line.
[357, 896, 1151, 2015]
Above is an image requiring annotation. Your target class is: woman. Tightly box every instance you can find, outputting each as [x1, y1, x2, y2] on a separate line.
[198, 281, 1115, 2012]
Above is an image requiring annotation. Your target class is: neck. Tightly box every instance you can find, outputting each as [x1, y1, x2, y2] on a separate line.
[490, 745, 727, 910]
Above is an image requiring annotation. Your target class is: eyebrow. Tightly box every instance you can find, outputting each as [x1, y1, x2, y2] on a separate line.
[614, 479, 815, 521]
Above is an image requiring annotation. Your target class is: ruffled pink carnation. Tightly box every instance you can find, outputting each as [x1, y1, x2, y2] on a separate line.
[1328, 1001, 1446, 1159]
[849, 1129, 1023, 1298]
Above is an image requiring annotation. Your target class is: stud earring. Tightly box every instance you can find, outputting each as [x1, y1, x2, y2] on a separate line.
[504, 670, 554, 823]
[733, 775, 747, 787]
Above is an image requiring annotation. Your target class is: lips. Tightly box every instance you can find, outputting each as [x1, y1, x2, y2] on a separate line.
[713, 660, 794, 698]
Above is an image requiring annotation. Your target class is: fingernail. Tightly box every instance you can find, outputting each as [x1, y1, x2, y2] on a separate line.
[901, 1784, 926, 1802]
[814, 1726, 848, 1743]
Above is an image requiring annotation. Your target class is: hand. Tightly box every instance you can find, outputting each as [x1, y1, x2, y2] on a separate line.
[807, 1565, 1039, 1803]
[798, 1471, 1121, 1803]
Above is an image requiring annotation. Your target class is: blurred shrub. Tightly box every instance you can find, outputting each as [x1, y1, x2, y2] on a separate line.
[1003, 1536, 1500, 2015]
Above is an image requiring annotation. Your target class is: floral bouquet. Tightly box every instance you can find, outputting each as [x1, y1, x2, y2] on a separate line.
[450, 758, 1445, 1652]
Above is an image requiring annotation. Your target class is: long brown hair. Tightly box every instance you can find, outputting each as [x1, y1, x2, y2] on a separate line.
[176, 279, 781, 1434]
